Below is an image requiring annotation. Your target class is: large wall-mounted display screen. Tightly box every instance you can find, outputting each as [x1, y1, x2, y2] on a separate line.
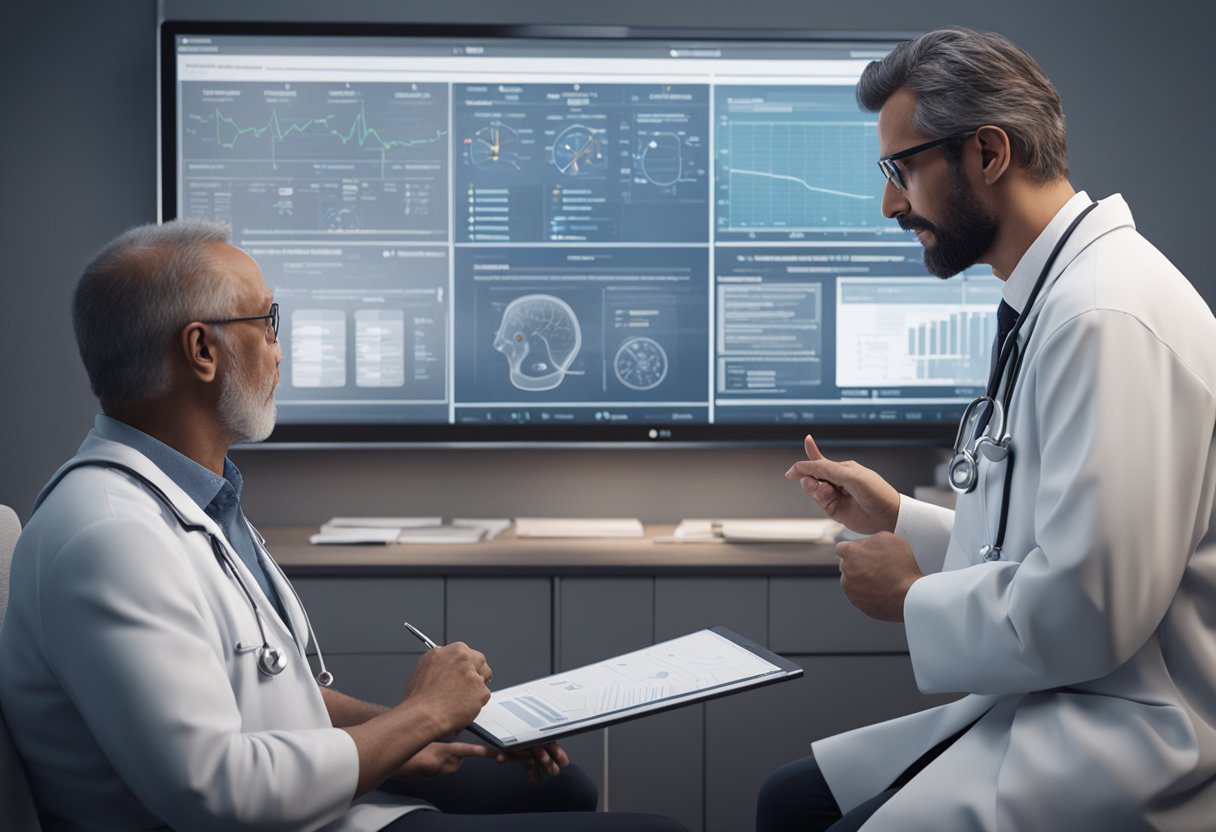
[162, 23, 992, 443]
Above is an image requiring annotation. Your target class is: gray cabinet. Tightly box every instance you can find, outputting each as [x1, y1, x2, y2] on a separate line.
[322, 653, 423, 708]
[769, 577, 907, 653]
[446, 578, 551, 688]
[294, 576, 444, 653]
[557, 578, 655, 807]
[286, 570, 949, 832]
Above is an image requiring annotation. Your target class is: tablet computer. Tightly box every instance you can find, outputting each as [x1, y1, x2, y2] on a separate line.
[468, 626, 803, 750]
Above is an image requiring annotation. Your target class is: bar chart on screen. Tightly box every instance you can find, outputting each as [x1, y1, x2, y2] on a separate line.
[835, 276, 1002, 387]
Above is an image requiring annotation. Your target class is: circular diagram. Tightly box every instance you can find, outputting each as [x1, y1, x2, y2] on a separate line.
[638, 133, 683, 187]
[468, 122, 521, 170]
[552, 125, 603, 176]
[614, 336, 668, 391]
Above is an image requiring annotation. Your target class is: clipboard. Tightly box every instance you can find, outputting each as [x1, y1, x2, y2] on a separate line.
[467, 626, 803, 749]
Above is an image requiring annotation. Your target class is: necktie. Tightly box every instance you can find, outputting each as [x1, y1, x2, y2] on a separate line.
[996, 300, 1019, 348]
[991, 300, 1020, 374]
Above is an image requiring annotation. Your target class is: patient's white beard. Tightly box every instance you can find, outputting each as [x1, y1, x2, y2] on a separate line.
[217, 341, 277, 444]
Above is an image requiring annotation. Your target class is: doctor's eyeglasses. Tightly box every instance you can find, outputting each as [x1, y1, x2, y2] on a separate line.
[877, 130, 977, 191]
[200, 302, 279, 345]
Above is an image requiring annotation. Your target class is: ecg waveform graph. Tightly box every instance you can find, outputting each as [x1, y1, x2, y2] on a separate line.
[721, 120, 884, 233]
[186, 100, 446, 177]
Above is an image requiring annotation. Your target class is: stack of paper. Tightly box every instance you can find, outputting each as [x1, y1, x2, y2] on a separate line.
[453, 518, 512, 540]
[321, 517, 442, 533]
[309, 516, 511, 546]
[659, 518, 843, 544]
[396, 526, 487, 545]
[308, 527, 403, 545]
[719, 519, 842, 543]
[514, 517, 644, 539]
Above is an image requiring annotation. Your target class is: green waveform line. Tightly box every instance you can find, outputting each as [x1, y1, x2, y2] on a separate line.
[188, 100, 446, 176]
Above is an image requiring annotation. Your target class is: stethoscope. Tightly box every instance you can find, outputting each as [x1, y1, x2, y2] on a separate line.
[41, 460, 334, 687]
[946, 201, 1099, 562]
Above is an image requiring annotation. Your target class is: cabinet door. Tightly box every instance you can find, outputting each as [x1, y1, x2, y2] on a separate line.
[293, 577, 444, 653]
[769, 577, 907, 653]
[603, 577, 770, 829]
[654, 577, 768, 645]
[322, 654, 423, 708]
[557, 578, 655, 812]
[446, 578, 551, 688]
[703, 654, 961, 832]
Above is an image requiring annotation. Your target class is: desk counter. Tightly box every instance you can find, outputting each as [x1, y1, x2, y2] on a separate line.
[267, 524, 840, 576]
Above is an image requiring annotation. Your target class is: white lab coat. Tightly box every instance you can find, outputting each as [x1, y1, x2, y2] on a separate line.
[812, 193, 1216, 830]
[0, 422, 424, 831]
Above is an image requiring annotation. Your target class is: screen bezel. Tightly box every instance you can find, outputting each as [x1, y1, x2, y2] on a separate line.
[159, 20, 953, 447]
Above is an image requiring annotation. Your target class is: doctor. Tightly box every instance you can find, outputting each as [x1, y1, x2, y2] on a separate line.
[760, 28, 1216, 831]
[0, 220, 685, 832]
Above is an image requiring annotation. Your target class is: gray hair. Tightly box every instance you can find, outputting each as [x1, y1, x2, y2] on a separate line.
[857, 28, 1069, 183]
[72, 219, 242, 408]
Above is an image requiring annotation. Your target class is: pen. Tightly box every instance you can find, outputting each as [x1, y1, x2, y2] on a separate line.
[402, 620, 440, 650]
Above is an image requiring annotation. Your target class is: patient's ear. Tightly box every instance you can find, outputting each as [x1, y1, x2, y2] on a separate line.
[181, 322, 219, 384]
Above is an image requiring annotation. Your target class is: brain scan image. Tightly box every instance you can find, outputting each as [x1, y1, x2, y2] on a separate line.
[493, 294, 583, 391]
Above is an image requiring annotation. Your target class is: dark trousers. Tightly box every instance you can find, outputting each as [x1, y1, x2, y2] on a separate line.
[756, 722, 974, 832]
[379, 758, 687, 832]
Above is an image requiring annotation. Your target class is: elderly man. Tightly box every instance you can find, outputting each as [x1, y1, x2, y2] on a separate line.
[0, 220, 685, 832]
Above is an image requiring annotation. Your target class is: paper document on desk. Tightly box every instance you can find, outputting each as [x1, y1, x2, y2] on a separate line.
[453, 518, 512, 540]
[309, 527, 401, 545]
[720, 519, 842, 542]
[515, 517, 644, 539]
[662, 518, 842, 544]
[322, 516, 442, 532]
[397, 526, 486, 544]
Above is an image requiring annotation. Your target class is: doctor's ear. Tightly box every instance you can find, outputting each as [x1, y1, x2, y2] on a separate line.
[975, 125, 1012, 186]
[180, 322, 220, 384]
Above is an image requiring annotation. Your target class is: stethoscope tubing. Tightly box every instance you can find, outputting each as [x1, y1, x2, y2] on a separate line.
[951, 201, 1099, 560]
[41, 460, 333, 686]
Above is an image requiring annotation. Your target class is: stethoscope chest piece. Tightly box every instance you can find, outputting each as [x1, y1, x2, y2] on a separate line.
[979, 544, 1002, 562]
[948, 451, 980, 494]
[258, 645, 288, 676]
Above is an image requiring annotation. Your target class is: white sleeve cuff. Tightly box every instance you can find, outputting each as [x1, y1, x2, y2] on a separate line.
[894, 495, 955, 575]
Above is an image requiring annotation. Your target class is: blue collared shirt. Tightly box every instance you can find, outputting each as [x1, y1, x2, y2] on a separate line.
[99, 414, 288, 623]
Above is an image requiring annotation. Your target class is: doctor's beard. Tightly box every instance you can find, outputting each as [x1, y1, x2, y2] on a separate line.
[898, 160, 999, 279]
[217, 335, 278, 444]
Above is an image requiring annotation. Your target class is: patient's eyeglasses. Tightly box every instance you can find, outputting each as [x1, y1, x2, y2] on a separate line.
[201, 302, 279, 344]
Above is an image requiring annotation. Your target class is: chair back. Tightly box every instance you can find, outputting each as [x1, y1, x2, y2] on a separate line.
[0, 505, 41, 830]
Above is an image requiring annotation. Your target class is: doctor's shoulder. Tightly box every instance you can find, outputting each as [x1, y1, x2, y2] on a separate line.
[1032, 228, 1216, 377]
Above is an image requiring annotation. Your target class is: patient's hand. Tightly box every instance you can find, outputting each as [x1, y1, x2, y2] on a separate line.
[494, 741, 569, 783]
[395, 741, 496, 781]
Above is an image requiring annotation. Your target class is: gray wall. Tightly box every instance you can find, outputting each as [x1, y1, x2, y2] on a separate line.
[2, 0, 1212, 523]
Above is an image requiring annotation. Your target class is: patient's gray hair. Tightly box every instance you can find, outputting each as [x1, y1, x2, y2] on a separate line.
[857, 28, 1069, 183]
[73, 219, 241, 408]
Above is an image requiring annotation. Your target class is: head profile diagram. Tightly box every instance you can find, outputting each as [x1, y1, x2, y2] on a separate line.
[493, 294, 583, 392]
